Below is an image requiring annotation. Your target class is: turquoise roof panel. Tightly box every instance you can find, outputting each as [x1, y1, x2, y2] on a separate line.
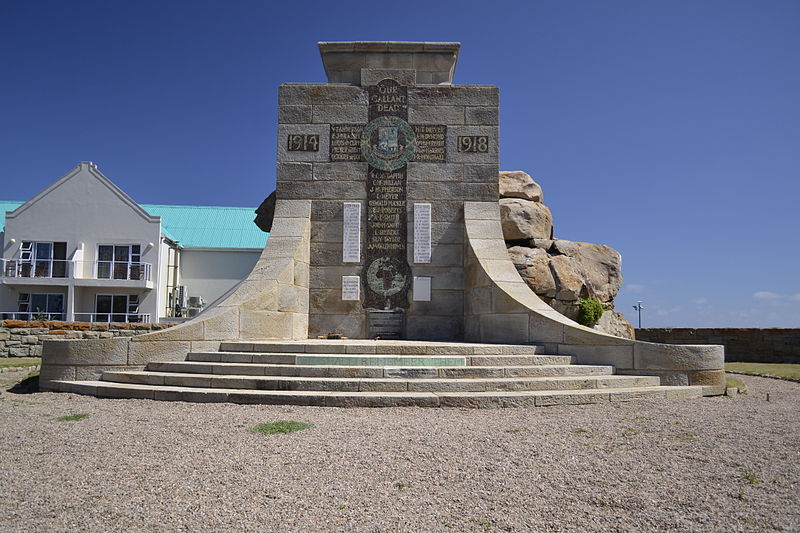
[141, 204, 268, 249]
[1, 201, 267, 249]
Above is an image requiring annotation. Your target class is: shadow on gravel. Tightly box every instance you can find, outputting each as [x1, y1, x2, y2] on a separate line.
[6, 373, 40, 394]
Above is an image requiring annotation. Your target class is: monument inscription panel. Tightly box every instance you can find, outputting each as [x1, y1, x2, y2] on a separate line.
[362, 79, 413, 309]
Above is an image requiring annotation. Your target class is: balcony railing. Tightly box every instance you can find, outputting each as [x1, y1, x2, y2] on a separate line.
[0, 311, 152, 323]
[1, 259, 152, 282]
[2, 259, 71, 279]
[0, 311, 66, 321]
[73, 312, 152, 323]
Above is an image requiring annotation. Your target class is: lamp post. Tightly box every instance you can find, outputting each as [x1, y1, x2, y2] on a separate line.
[632, 301, 644, 328]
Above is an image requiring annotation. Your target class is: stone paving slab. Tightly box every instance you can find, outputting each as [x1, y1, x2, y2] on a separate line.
[54, 381, 703, 408]
[219, 340, 544, 355]
[147, 361, 615, 379]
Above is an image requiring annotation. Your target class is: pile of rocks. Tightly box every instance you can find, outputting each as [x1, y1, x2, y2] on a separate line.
[499, 171, 635, 339]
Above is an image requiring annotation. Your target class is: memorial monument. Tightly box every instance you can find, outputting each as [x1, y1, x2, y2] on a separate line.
[39, 42, 725, 407]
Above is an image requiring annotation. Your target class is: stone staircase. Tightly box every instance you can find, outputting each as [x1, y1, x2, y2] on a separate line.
[52, 340, 705, 408]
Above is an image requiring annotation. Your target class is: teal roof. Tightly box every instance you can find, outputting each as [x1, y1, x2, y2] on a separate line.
[1, 200, 268, 249]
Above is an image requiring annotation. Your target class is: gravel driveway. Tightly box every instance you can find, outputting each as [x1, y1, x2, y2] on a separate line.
[0, 372, 797, 532]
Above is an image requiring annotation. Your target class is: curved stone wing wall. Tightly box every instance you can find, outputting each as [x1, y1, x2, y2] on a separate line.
[463, 202, 724, 393]
[40, 200, 311, 390]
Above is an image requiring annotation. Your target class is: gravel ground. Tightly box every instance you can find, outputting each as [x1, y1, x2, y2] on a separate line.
[0, 372, 797, 533]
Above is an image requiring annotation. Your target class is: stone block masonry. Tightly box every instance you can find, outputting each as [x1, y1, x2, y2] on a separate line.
[0, 320, 175, 358]
[636, 328, 800, 364]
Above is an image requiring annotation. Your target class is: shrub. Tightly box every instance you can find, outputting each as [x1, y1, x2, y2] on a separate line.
[577, 297, 604, 326]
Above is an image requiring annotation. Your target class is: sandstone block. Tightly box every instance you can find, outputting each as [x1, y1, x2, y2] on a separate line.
[464, 164, 499, 183]
[633, 341, 724, 371]
[360, 68, 416, 86]
[407, 162, 463, 182]
[279, 84, 367, 105]
[277, 124, 330, 162]
[42, 338, 129, 366]
[466, 106, 499, 125]
[312, 105, 367, 124]
[446, 126, 498, 164]
[128, 341, 190, 365]
[278, 105, 312, 124]
[409, 104, 464, 124]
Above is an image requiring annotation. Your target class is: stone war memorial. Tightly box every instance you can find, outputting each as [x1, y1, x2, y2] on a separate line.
[39, 42, 725, 407]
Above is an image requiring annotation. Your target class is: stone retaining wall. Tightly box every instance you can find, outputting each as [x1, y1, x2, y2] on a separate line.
[0, 320, 176, 358]
[635, 328, 799, 364]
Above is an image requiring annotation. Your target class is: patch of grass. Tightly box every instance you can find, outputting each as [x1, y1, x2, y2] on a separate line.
[394, 481, 410, 489]
[742, 471, 759, 484]
[56, 413, 89, 422]
[574, 428, 589, 434]
[505, 428, 521, 434]
[668, 431, 698, 442]
[725, 363, 800, 382]
[250, 421, 312, 435]
[0, 357, 41, 369]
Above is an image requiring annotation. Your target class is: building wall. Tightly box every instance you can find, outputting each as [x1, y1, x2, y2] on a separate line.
[179, 248, 261, 306]
[636, 328, 800, 364]
[1, 163, 162, 320]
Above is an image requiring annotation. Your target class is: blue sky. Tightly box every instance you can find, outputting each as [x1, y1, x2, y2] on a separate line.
[1, 0, 798, 327]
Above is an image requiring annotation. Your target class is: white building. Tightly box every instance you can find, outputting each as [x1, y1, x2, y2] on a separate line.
[0, 162, 267, 323]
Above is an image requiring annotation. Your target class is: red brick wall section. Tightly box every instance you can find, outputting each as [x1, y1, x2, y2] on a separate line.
[0, 320, 177, 358]
[635, 328, 800, 364]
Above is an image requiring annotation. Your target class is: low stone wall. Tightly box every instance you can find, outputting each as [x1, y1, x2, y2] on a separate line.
[635, 328, 800, 364]
[0, 320, 176, 358]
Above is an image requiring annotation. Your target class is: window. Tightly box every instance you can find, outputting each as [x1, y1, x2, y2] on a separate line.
[17, 292, 64, 320]
[19, 241, 67, 278]
[97, 245, 142, 280]
[94, 294, 140, 322]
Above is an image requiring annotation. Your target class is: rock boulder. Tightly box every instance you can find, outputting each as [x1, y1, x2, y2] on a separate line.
[499, 171, 543, 201]
[499, 198, 553, 240]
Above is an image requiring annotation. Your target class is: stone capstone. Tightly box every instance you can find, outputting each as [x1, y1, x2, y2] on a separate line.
[499, 170, 543, 201]
[499, 198, 553, 240]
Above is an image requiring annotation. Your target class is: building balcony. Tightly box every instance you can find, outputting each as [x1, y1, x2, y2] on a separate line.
[1, 259, 153, 289]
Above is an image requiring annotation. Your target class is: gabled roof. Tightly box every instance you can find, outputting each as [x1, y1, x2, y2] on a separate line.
[8, 162, 159, 224]
[1, 200, 267, 249]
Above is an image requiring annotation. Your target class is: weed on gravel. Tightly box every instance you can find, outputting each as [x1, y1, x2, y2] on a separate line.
[250, 421, 312, 435]
[56, 413, 89, 422]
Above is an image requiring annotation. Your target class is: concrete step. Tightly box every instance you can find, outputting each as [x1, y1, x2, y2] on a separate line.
[101, 371, 659, 393]
[186, 352, 575, 367]
[147, 360, 614, 379]
[218, 340, 545, 356]
[53, 380, 705, 407]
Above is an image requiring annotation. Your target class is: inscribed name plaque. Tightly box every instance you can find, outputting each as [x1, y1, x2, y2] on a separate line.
[341, 276, 360, 301]
[413, 203, 432, 263]
[412, 276, 431, 302]
[342, 202, 361, 263]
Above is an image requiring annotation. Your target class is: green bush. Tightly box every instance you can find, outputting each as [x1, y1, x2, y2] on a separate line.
[577, 297, 604, 326]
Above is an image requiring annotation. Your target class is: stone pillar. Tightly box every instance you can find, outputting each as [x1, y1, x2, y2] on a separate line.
[277, 42, 499, 341]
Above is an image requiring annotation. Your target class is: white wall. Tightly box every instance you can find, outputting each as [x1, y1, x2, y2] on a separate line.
[179, 248, 261, 306]
[1, 163, 162, 320]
